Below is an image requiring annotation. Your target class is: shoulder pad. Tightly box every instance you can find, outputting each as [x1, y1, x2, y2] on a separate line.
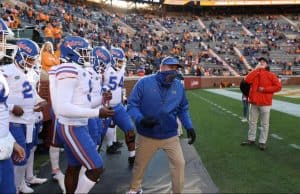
[55, 63, 78, 80]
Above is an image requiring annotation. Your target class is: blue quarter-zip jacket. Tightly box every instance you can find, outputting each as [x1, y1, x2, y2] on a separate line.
[127, 74, 193, 139]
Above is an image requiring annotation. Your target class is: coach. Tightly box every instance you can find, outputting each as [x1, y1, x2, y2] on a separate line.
[126, 56, 196, 194]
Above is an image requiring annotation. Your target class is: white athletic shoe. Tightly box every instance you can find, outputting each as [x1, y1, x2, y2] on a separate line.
[26, 176, 48, 185]
[241, 118, 248, 122]
[18, 181, 34, 193]
[53, 172, 66, 193]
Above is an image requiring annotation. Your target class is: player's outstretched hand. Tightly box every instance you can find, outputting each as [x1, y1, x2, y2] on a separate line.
[99, 107, 114, 118]
[12, 105, 24, 117]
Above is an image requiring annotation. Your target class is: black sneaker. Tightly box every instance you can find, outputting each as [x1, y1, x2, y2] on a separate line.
[241, 140, 255, 146]
[106, 144, 121, 154]
[113, 141, 123, 149]
[259, 143, 266, 151]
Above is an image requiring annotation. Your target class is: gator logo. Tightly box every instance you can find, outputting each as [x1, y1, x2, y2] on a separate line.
[111, 50, 122, 58]
[64, 40, 84, 48]
[17, 42, 32, 53]
[95, 49, 108, 62]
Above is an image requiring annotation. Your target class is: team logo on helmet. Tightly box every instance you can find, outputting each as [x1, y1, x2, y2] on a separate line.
[15, 39, 40, 73]
[60, 36, 91, 67]
[92, 46, 111, 73]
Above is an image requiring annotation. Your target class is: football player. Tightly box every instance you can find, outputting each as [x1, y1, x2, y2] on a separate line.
[53, 36, 114, 193]
[25, 63, 48, 186]
[0, 38, 41, 193]
[0, 19, 25, 193]
[102, 47, 136, 166]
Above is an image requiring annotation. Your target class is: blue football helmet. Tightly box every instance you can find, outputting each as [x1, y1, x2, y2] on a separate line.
[0, 18, 17, 60]
[110, 47, 126, 70]
[60, 36, 92, 67]
[15, 39, 40, 73]
[92, 46, 111, 73]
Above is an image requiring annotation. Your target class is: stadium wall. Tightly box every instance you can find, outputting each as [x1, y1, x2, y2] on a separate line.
[38, 75, 300, 121]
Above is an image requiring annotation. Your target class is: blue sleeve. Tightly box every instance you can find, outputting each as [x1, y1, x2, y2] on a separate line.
[177, 89, 193, 131]
[127, 79, 144, 125]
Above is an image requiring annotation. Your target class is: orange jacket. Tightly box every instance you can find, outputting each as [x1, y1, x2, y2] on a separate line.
[52, 27, 62, 39]
[41, 51, 60, 71]
[44, 25, 54, 38]
[245, 68, 281, 106]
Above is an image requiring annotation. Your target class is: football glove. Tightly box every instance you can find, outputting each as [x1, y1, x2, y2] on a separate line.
[187, 129, 196, 145]
[140, 117, 158, 128]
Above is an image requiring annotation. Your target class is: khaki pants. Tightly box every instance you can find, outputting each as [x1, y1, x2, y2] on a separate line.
[130, 134, 185, 194]
[248, 104, 271, 144]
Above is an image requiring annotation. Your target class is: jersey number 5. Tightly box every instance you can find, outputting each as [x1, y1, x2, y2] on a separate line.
[108, 76, 123, 90]
[22, 81, 33, 99]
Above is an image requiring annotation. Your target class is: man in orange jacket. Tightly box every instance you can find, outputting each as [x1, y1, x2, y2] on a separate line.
[241, 57, 282, 150]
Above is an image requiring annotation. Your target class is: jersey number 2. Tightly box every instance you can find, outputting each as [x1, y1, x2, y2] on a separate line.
[22, 81, 33, 98]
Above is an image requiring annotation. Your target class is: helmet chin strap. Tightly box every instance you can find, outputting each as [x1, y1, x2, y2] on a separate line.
[15, 60, 29, 74]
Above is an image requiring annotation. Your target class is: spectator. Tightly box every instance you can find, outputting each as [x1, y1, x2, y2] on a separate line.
[241, 57, 281, 150]
[44, 23, 54, 44]
[127, 56, 196, 194]
[40, 41, 60, 72]
[52, 24, 62, 48]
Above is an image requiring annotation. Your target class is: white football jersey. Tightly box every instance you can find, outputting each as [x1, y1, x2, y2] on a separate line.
[54, 63, 98, 126]
[27, 67, 45, 122]
[0, 64, 37, 124]
[0, 71, 9, 138]
[103, 66, 125, 106]
[86, 67, 102, 108]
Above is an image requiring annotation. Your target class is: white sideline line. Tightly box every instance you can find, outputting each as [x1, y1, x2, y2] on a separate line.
[289, 144, 300, 150]
[204, 89, 300, 117]
[270, 133, 283, 140]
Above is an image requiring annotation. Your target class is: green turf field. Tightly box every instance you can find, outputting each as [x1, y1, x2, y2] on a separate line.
[187, 89, 300, 193]
[35, 87, 300, 193]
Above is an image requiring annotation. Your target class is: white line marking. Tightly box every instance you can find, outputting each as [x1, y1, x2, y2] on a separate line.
[204, 89, 300, 117]
[270, 133, 283, 140]
[232, 113, 238, 117]
[289, 144, 300, 150]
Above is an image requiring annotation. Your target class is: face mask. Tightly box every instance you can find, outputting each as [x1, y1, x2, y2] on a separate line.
[156, 70, 178, 88]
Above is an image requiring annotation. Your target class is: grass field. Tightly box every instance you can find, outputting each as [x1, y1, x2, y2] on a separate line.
[34, 87, 300, 193]
[187, 89, 300, 193]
